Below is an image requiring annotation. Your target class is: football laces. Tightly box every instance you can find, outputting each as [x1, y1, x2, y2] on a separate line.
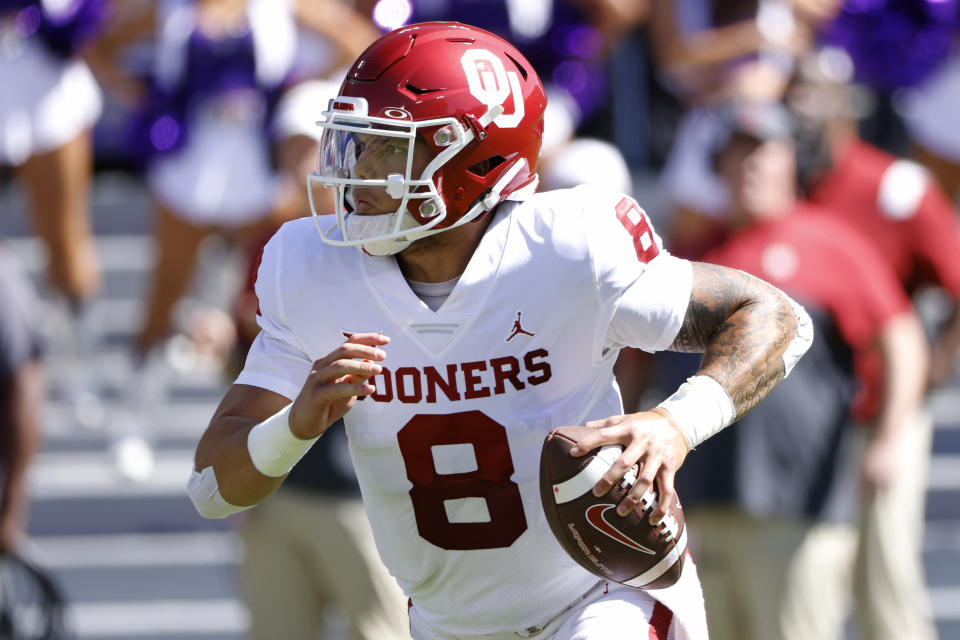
[619, 466, 638, 491]
[640, 488, 656, 512]
[620, 468, 659, 515]
[619, 467, 680, 541]
[659, 514, 679, 542]
[637, 484, 681, 543]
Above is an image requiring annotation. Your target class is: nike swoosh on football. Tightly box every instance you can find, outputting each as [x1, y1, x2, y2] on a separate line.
[585, 504, 656, 554]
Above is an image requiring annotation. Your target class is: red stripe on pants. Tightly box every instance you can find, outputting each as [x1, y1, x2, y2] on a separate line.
[648, 601, 674, 640]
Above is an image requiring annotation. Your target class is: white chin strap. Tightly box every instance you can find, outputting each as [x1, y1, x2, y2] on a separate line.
[345, 212, 417, 256]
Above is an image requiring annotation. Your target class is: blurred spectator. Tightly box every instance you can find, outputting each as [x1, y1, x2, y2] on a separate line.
[791, 46, 960, 390]
[789, 50, 960, 639]
[675, 100, 928, 640]
[131, 0, 377, 358]
[0, 250, 45, 556]
[648, 0, 840, 256]
[0, 1, 104, 305]
[130, 0, 297, 357]
[648, 0, 827, 103]
[0, 0, 112, 432]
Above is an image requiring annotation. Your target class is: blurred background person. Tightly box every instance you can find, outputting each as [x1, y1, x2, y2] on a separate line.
[675, 99, 928, 640]
[0, 247, 66, 640]
[132, 0, 378, 358]
[0, 0, 108, 429]
[99, 0, 376, 479]
[130, 0, 299, 362]
[649, 0, 841, 258]
[0, 248, 45, 557]
[788, 48, 960, 640]
[0, 0, 104, 307]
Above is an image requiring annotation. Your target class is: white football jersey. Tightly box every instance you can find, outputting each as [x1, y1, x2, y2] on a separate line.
[235, 184, 693, 636]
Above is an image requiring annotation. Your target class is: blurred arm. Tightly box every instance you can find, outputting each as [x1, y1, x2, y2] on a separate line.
[567, 0, 652, 52]
[0, 362, 43, 553]
[647, 1, 765, 81]
[82, 0, 157, 104]
[861, 311, 929, 493]
[292, 0, 380, 71]
[930, 302, 960, 387]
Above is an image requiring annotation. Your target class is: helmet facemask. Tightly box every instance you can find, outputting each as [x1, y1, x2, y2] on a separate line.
[309, 97, 483, 256]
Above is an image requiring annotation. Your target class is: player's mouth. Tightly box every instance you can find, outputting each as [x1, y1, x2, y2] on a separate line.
[353, 197, 379, 214]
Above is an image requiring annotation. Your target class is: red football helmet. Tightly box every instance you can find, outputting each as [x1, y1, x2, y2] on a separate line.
[309, 21, 547, 255]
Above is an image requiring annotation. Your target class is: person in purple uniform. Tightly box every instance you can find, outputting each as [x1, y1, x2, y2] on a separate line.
[132, 0, 299, 358]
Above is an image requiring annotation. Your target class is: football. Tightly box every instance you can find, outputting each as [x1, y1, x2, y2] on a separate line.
[539, 426, 687, 589]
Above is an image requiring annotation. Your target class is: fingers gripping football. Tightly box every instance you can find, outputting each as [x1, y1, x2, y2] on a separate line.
[571, 410, 689, 524]
[539, 425, 688, 589]
[289, 333, 389, 439]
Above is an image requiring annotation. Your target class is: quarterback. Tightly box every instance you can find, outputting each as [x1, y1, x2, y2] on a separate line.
[188, 22, 812, 640]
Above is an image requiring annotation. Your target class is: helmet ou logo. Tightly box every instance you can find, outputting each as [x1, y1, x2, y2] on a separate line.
[460, 49, 525, 128]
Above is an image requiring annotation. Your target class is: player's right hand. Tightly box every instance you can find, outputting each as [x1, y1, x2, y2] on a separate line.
[289, 333, 389, 440]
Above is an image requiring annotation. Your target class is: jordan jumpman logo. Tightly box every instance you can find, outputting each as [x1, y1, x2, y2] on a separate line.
[506, 312, 536, 342]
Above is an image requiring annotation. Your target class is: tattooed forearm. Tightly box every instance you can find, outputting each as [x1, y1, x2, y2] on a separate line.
[670, 262, 799, 418]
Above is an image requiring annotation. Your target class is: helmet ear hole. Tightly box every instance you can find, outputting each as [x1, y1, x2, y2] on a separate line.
[467, 155, 507, 177]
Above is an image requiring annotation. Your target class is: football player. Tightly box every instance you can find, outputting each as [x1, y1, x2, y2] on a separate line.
[188, 22, 813, 639]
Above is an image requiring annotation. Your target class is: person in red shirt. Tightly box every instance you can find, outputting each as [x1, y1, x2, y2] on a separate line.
[789, 54, 959, 640]
[791, 56, 960, 388]
[679, 99, 929, 640]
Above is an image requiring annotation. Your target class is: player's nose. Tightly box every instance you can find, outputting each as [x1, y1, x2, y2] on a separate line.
[352, 153, 375, 180]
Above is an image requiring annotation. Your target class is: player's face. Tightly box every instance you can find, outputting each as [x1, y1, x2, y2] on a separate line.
[349, 133, 434, 215]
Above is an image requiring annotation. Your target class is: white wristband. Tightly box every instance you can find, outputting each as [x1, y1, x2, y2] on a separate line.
[247, 404, 320, 477]
[656, 375, 736, 449]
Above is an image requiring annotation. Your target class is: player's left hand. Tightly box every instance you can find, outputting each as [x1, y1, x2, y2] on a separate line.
[569, 408, 690, 524]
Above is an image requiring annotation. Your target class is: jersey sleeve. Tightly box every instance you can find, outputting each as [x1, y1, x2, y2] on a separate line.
[583, 187, 693, 353]
[605, 254, 693, 352]
[233, 227, 314, 402]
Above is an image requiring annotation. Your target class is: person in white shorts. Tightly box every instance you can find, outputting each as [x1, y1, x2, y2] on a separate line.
[0, 0, 103, 305]
[187, 21, 813, 640]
